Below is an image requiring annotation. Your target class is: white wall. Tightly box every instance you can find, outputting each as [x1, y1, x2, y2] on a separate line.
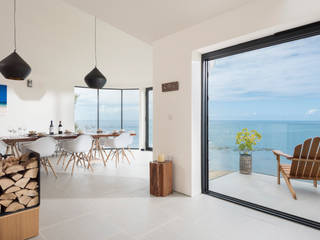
[153, 0, 320, 196]
[0, 0, 152, 135]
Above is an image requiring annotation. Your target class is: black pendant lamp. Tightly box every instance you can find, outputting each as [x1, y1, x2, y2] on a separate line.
[0, 0, 31, 80]
[84, 17, 106, 89]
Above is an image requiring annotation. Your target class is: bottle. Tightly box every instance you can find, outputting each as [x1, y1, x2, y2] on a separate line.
[49, 120, 54, 135]
[58, 121, 63, 134]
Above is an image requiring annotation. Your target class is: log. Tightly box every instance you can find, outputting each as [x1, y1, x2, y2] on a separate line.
[1, 153, 40, 217]
[0, 199, 13, 207]
[19, 154, 29, 163]
[0, 193, 16, 200]
[25, 159, 38, 169]
[2, 156, 18, 169]
[15, 189, 38, 198]
[5, 202, 25, 212]
[0, 161, 3, 177]
[15, 178, 30, 188]
[18, 196, 32, 205]
[5, 186, 21, 193]
[24, 168, 38, 178]
[27, 196, 39, 208]
[25, 190, 38, 197]
[5, 165, 25, 174]
[25, 181, 38, 190]
[11, 173, 23, 181]
[0, 177, 15, 190]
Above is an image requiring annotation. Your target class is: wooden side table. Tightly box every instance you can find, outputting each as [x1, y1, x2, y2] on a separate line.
[149, 161, 173, 196]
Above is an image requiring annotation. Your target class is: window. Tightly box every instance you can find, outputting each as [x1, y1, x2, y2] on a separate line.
[146, 88, 153, 150]
[74, 87, 97, 133]
[202, 22, 320, 229]
[99, 89, 121, 132]
[74, 87, 140, 148]
[123, 90, 140, 148]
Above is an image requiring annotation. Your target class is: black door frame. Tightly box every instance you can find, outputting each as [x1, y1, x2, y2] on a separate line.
[145, 87, 153, 151]
[201, 21, 320, 230]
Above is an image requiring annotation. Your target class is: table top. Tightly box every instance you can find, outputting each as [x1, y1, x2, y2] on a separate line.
[1, 132, 136, 144]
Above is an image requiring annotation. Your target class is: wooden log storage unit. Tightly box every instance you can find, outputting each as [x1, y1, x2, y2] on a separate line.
[0, 152, 40, 240]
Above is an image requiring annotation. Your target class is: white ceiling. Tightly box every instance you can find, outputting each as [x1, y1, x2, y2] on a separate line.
[63, 0, 252, 43]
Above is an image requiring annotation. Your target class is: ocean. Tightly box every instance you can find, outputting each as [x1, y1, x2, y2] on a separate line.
[209, 120, 320, 176]
[75, 120, 140, 148]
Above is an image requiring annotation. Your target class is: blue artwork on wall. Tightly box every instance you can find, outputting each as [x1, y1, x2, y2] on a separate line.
[0, 84, 7, 108]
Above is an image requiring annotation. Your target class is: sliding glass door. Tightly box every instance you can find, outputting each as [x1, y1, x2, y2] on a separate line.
[202, 22, 320, 229]
[146, 88, 153, 150]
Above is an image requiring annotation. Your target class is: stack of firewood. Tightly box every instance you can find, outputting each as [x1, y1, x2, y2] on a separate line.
[0, 153, 40, 215]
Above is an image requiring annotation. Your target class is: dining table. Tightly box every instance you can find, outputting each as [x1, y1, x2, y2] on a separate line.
[1, 132, 136, 160]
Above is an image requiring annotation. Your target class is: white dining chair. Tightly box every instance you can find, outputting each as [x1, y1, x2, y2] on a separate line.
[20, 137, 58, 178]
[62, 135, 93, 176]
[107, 132, 134, 167]
[0, 140, 8, 155]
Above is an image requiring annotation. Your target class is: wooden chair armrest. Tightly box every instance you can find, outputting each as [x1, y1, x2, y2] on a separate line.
[272, 150, 293, 159]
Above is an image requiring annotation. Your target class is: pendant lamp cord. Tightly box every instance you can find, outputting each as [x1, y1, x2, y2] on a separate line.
[94, 16, 97, 67]
[14, 0, 17, 51]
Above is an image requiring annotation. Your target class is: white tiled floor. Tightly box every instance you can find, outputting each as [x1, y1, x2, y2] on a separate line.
[32, 151, 320, 240]
[210, 172, 320, 222]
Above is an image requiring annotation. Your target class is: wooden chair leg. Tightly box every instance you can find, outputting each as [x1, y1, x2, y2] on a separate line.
[71, 155, 77, 176]
[122, 149, 130, 165]
[62, 152, 68, 168]
[282, 173, 297, 200]
[80, 153, 87, 168]
[84, 154, 94, 173]
[106, 149, 113, 161]
[127, 148, 135, 160]
[47, 157, 57, 179]
[111, 150, 117, 161]
[41, 158, 49, 175]
[57, 151, 65, 165]
[115, 150, 119, 168]
[276, 156, 280, 185]
[65, 154, 74, 171]
[5, 145, 10, 154]
[314, 180, 317, 188]
[14, 144, 20, 157]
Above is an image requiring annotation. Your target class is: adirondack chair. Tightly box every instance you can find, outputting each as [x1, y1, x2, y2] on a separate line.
[272, 137, 320, 200]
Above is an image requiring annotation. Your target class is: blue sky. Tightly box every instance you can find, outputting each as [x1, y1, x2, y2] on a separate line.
[208, 34, 320, 121]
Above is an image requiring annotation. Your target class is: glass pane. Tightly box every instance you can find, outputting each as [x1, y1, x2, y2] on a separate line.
[123, 90, 140, 148]
[74, 87, 97, 133]
[208, 34, 320, 222]
[99, 89, 122, 132]
[147, 89, 153, 148]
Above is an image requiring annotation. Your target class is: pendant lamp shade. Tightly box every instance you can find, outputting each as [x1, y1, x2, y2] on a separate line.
[0, 0, 31, 81]
[84, 67, 106, 89]
[84, 17, 107, 89]
[0, 51, 31, 80]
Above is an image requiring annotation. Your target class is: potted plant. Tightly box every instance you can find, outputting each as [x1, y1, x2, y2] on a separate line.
[236, 128, 261, 175]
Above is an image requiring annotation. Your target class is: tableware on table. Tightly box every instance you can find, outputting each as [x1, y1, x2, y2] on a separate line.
[28, 130, 37, 136]
[97, 128, 103, 134]
[38, 132, 49, 137]
[64, 130, 72, 134]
